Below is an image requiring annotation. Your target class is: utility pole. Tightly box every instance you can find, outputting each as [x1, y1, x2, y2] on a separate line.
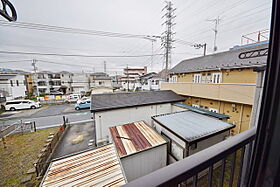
[31, 59, 39, 96]
[126, 64, 129, 91]
[208, 16, 221, 52]
[104, 61, 107, 73]
[162, 1, 176, 81]
[194, 43, 207, 56]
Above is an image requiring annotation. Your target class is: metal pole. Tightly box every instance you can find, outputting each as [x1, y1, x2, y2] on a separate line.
[151, 40, 154, 72]
[32, 59, 39, 97]
[126, 64, 129, 91]
[203, 43, 207, 56]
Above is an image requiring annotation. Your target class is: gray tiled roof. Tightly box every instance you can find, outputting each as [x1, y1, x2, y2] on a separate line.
[153, 111, 234, 142]
[170, 43, 268, 74]
[90, 90, 185, 112]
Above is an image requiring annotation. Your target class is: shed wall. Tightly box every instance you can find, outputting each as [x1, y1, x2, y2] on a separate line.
[95, 103, 172, 144]
[188, 131, 230, 155]
[120, 144, 167, 182]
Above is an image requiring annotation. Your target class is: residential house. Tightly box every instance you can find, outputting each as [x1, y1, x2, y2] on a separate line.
[138, 72, 165, 91]
[161, 42, 268, 134]
[109, 121, 167, 182]
[0, 74, 26, 100]
[152, 111, 235, 164]
[90, 90, 185, 146]
[71, 73, 90, 95]
[89, 72, 113, 94]
[41, 144, 126, 186]
[121, 66, 147, 90]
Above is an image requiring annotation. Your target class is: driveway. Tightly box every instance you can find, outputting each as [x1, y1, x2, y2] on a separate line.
[53, 121, 95, 159]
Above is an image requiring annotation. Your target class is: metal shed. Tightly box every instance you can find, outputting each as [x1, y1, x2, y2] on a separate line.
[40, 144, 126, 187]
[152, 111, 235, 164]
[109, 121, 167, 182]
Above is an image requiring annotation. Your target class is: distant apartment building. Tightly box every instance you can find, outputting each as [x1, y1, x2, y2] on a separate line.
[33, 71, 61, 95]
[59, 71, 73, 94]
[71, 73, 90, 94]
[121, 66, 147, 90]
[0, 74, 27, 100]
[161, 43, 268, 134]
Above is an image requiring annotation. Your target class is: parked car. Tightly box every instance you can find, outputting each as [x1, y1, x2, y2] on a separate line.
[77, 97, 90, 104]
[50, 91, 63, 95]
[75, 100, 91, 110]
[64, 93, 81, 103]
[5, 100, 41, 111]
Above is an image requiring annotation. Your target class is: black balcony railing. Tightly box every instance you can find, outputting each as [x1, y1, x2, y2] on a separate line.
[124, 127, 256, 187]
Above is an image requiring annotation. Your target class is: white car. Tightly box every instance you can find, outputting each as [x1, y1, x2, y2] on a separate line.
[5, 100, 41, 111]
[64, 94, 81, 103]
[77, 97, 90, 104]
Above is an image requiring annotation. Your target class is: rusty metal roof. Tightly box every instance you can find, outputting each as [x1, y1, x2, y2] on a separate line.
[109, 121, 167, 158]
[41, 144, 126, 187]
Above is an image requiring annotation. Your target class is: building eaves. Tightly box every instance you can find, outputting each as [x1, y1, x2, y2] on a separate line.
[90, 90, 185, 112]
[170, 43, 268, 74]
[173, 103, 230, 119]
[152, 111, 234, 143]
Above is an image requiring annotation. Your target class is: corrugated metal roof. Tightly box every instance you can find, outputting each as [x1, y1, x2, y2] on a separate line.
[170, 43, 268, 74]
[153, 111, 234, 142]
[41, 144, 126, 187]
[110, 121, 166, 158]
[173, 103, 230, 119]
[90, 90, 185, 112]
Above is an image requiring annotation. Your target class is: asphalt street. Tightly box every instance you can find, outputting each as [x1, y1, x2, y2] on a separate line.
[53, 121, 96, 159]
[0, 104, 92, 129]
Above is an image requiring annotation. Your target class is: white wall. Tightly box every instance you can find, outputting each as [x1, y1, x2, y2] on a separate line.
[0, 74, 26, 99]
[95, 103, 172, 144]
[91, 87, 113, 94]
[189, 131, 229, 155]
[121, 144, 167, 182]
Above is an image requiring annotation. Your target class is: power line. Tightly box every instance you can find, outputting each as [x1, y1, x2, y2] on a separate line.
[0, 20, 158, 40]
[0, 50, 164, 58]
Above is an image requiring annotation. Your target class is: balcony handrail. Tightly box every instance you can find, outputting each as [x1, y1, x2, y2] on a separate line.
[124, 127, 256, 187]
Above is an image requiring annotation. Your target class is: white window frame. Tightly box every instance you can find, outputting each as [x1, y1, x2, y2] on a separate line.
[209, 108, 219, 113]
[193, 74, 202, 83]
[212, 73, 222, 84]
[171, 75, 177, 83]
[192, 104, 199, 108]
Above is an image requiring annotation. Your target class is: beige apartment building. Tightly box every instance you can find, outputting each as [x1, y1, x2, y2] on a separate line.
[161, 43, 268, 134]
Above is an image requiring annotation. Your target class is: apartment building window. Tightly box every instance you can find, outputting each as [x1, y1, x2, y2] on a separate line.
[10, 80, 13, 87]
[16, 80, 19, 86]
[171, 75, 177, 83]
[212, 73, 222, 84]
[192, 104, 199, 108]
[194, 74, 202, 83]
[209, 108, 219, 113]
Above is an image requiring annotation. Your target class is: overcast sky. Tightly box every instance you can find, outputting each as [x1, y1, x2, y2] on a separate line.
[0, 0, 272, 74]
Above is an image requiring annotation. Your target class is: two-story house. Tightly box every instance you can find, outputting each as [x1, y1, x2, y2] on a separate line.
[161, 42, 268, 134]
[0, 73, 27, 100]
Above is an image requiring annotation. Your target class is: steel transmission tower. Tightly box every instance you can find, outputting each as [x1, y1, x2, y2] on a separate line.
[161, 1, 176, 81]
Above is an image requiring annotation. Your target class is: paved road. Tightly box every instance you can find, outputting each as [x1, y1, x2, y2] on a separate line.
[53, 121, 95, 159]
[29, 104, 75, 118]
[0, 111, 92, 129]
